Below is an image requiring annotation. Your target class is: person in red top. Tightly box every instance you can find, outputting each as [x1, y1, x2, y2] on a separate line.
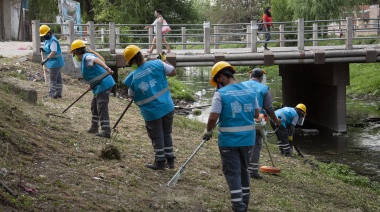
[262, 7, 274, 51]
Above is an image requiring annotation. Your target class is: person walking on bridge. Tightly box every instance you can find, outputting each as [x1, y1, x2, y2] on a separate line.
[123, 45, 176, 170]
[242, 68, 281, 179]
[70, 39, 115, 139]
[262, 7, 274, 51]
[203, 61, 259, 212]
[270, 104, 307, 157]
[145, 9, 171, 54]
[39, 25, 64, 98]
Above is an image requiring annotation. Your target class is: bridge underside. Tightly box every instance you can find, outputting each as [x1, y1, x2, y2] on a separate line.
[280, 63, 350, 132]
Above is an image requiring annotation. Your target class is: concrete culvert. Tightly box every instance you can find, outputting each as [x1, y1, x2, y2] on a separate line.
[100, 144, 121, 160]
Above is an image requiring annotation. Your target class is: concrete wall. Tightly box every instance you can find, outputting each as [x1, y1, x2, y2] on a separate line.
[280, 63, 350, 132]
[0, 0, 23, 40]
[2, 0, 12, 40]
[10, 0, 21, 40]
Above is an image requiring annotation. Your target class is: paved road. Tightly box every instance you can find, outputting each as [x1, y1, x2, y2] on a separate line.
[0, 42, 33, 58]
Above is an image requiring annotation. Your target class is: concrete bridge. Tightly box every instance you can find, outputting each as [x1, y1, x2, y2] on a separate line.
[28, 19, 380, 133]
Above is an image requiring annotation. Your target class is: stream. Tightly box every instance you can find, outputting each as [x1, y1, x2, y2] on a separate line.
[177, 67, 380, 183]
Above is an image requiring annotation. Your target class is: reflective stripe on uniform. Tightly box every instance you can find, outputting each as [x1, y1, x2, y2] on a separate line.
[135, 86, 170, 106]
[88, 72, 108, 84]
[219, 125, 255, 133]
[51, 54, 62, 58]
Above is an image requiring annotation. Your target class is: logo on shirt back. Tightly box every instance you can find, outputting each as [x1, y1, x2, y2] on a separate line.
[231, 101, 242, 118]
[138, 81, 149, 95]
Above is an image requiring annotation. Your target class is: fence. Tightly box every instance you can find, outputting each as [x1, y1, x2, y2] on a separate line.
[31, 17, 380, 55]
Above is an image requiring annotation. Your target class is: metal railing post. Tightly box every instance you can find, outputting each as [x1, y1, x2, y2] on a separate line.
[67, 20, 75, 50]
[149, 28, 154, 49]
[251, 20, 257, 53]
[116, 27, 120, 49]
[156, 21, 163, 53]
[214, 26, 219, 49]
[279, 24, 285, 47]
[313, 23, 318, 46]
[247, 23, 251, 48]
[204, 21, 211, 54]
[109, 22, 116, 53]
[298, 18, 304, 51]
[346, 17, 353, 50]
[181, 27, 186, 50]
[101, 28, 105, 43]
[31, 20, 40, 55]
[87, 21, 95, 50]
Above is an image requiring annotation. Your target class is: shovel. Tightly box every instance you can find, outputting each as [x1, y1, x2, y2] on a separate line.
[46, 73, 111, 118]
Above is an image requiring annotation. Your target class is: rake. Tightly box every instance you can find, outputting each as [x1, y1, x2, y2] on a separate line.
[166, 138, 208, 188]
[167, 123, 218, 188]
[112, 98, 134, 130]
[46, 73, 111, 118]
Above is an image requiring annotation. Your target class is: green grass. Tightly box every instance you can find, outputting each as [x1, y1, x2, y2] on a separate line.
[347, 63, 380, 98]
[168, 77, 195, 101]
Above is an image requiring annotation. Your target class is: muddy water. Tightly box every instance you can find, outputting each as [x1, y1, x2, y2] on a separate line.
[177, 67, 380, 183]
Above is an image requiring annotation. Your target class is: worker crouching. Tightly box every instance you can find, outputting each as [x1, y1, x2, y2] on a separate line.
[270, 103, 307, 156]
[122, 45, 176, 170]
[70, 39, 115, 138]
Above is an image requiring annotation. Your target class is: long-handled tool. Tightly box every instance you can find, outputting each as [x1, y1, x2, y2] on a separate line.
[112, 98, 134, 130]
[40, 50, 48, 87]
[0, 180, 17, 197]
[167, 123, 218, 188]
[46, 73, 111, 118]
[256, 118, 281, 174]
[166, 138, 208, 188]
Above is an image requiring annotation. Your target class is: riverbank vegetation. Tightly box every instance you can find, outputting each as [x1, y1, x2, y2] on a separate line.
[0, 57, 379, 211]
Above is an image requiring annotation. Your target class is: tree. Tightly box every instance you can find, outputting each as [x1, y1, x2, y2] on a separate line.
[91, 0, 200, 25]
[28, 0, 59, 22]
[203, 0, 268, 23]
[271, 0, 372, 21]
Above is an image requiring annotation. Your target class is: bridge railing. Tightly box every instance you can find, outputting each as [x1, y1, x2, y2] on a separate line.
[31, 18, 380, 54]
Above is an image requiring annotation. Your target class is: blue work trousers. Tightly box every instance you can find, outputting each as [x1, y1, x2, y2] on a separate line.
[219, 146, 252, 212]
[145, 110, 175, 162]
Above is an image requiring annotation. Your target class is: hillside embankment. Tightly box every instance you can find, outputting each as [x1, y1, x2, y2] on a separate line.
[0, 56, 379, 211]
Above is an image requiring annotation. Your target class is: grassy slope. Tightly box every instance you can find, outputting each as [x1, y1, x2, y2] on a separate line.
[0, 59, 379, 211]
[348, 63, 380, 98]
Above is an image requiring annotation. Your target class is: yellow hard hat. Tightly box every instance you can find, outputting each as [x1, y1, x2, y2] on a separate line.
[39, 25, 51, 36]
[295, 103, 307, 114]
[70, 39, 86, 54]
[123, 45, 141, 64]
[210, 61, 235, 87]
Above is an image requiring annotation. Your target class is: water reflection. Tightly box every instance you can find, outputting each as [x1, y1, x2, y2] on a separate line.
[177, 67, 380, 182]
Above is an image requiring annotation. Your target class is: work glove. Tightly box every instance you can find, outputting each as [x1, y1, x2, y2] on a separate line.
[157, 51, 166, 61]
[288, 136, 293, 142]
[39, 47, 45, 53]
[41, 58, 49, 66]
[202, 129, 213, 141]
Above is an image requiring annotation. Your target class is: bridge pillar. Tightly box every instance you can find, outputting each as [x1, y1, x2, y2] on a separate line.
[280, 63, 350, 132]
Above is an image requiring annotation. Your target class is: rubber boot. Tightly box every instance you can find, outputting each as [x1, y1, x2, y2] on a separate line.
[243, 200, 249, 212]
[96, 130, 111, 138]
[166, 157, 175, 169]
[87, 126, 99, 134]
[145, 159, 166, 170]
